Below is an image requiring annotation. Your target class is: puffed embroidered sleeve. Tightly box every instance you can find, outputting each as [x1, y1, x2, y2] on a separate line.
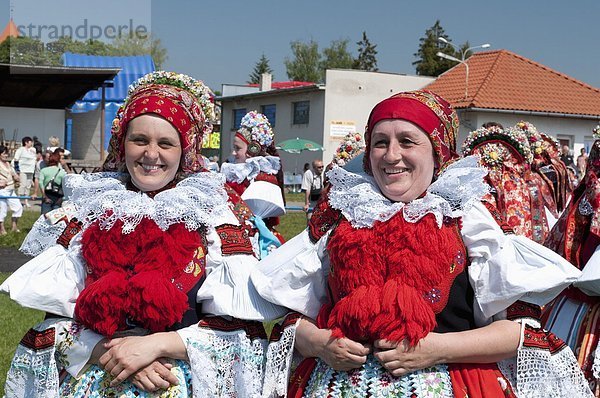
[251, 228, 331, 320]
[462, 200, 582, 322]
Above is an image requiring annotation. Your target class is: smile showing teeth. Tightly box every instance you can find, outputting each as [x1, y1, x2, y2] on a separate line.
[139, 163, 163, 171]
[385, 167, 409, 174]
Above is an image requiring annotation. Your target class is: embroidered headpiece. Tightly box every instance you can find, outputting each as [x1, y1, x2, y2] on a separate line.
[103, 71, 215, 173]
[514, 121, 548, 160]
[235, 111, 275, 157]
[363, 90, 459, 175]
[332, 132, 365, 167]
[593, 124, 600, 140]
[462, 125, 533, 166]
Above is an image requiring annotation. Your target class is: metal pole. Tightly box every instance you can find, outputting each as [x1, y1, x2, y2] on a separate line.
[100, 84, 106, 161]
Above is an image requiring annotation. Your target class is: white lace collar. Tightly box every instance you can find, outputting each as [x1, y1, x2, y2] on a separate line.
[220, 156, 280, 184]
[64, 171, 230, 233]
[327, 156, 489, 229]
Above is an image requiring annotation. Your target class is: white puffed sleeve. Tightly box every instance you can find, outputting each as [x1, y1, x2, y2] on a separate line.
[574, 246, 600, 296]
[251, 229, 330, 319]
[196, 209, 287, 321]
[0, 233, 86, 317]
[463, 201, 581, 321]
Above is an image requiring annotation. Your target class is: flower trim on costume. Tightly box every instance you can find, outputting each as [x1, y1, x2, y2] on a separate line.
[220, 156, 281, 184]
[462, 126, 533, 164]
[127, 71, 216, 123]
[332, 132, 365, 167]
[516, 121, 546, 157]
[327, 156, 489, 229]
[593, 125, 600, 140]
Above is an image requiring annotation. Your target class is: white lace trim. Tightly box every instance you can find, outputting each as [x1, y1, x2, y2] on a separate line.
[4, 319, 60, 398]
[497, 321, 593, 398]
[221, 156, 281, 184]
[592, 343, 600, 379]
[327, 155, 489, 228]
[263, 319, 299, 398]
[184, 326, 267, 398]
[21, 172, 230, 256]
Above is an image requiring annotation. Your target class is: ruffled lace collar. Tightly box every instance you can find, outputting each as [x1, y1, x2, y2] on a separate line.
[327, 156, 489, 228]
[64, 171, 230, 233]
[220, 156, 280, 184]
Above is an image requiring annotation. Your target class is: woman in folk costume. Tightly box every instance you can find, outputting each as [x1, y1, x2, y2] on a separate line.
[543, 126, 600, 396]
[251, 90, 591, 397]
[322, 131, 366, 186]
[462, 125, 537, 239]
[1, 71, 291, 398]
[538, 130, 573, 213]
[222, 110, 286, 246]
[515, 121, 564, 237]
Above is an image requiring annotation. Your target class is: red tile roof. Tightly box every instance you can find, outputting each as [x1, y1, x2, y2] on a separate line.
[425, 50, 600, 117]
[247, 81, 315, 90]
[0, 19, 19, 42]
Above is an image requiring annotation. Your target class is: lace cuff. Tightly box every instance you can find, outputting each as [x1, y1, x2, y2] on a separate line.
[497, 322, 593, 397]
[221, 156, 281, 184]
[177, 318, 268, 397]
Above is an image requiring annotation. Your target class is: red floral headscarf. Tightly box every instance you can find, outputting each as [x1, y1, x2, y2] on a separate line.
[363, 90, 459, 175]
[103, 71, 215, 174]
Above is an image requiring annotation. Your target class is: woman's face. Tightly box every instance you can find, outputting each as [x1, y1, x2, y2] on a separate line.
[0, 150, 8, 162]
[124, 114, 182, 192]
[369, 119, 435, 203]
[232, 135, 248, 163]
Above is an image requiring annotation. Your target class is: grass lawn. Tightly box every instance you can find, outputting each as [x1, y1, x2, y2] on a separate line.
[0, 208, 306, 394]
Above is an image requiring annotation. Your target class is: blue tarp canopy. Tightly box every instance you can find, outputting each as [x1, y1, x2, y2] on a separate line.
[62, 53, 155, 148]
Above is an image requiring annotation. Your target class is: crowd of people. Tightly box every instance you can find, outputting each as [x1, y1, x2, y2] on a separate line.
[1, 70, 599, 398]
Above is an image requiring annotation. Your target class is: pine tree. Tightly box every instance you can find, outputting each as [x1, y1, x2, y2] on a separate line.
[354, 31, 378, 71]
[412, 20, 461, 77]
[248, 54, 274, 84]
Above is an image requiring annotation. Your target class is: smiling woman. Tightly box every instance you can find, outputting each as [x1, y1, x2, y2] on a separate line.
[252, 90, 592, 397]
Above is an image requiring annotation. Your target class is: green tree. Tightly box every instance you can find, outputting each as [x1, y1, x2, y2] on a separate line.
[47, 37, 115, 57]
[354, 31, 378, 71]
[284, 39, 321, 83]
[0, 36, 56, 65]
[248, 54, 274, 84]
[111, 34, 168, 69]
[320, 38, 355, 81]
[413, 20, 462, 76]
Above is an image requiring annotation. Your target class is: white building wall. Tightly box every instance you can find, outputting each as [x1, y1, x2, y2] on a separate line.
[0, 106, 64, 148]
[322, 70, 434, 163]
[69, 108, 103, 161]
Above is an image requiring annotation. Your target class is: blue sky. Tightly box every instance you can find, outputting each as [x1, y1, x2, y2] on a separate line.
[3, 0, 599, 92]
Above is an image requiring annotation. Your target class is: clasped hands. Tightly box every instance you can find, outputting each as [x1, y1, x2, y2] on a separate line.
[317, 331, 443, 376]
[97, 335, 179, 392]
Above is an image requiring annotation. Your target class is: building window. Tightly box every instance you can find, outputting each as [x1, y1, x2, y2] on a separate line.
[233, 108, 246, 129]
[293, 101, 310, 125]
[261, 104, 276, 127]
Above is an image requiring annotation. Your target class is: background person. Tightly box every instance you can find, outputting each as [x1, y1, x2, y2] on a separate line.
[47, 135, 72, 158]
[12, 136, 36, 208]
[561, 144, 576, 170]
[0, 145, 22, 234]
[38, 152, 66, 215]
[301, 159, 324, 218]
[577, 147, 589, 179]
[252, 90, 590, 397]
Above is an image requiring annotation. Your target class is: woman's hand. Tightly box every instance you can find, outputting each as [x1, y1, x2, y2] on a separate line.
[373, 334, 443, 377]
[295, 318, 371, 371]
[100, 335, 163, 386]
[130, 359, 179, 392]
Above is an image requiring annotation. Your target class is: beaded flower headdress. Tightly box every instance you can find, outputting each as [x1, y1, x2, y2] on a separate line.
[332, 132, 365, 167]
[462, 125, 533, 166]
[235, 111, 274, 157]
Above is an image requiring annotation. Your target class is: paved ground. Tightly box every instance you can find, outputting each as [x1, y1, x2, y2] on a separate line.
[0, 247, 31, 272]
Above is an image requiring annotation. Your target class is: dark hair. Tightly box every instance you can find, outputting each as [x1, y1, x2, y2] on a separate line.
[0, 145, 7, 155]
[22, 136, 33, 145]
[47, 152, 61, 167]
[53, 147, 65, 155]
[482, 122, 504, 129]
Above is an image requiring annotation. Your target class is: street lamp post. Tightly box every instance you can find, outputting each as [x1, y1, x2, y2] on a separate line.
[436, 38, 490, 99]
